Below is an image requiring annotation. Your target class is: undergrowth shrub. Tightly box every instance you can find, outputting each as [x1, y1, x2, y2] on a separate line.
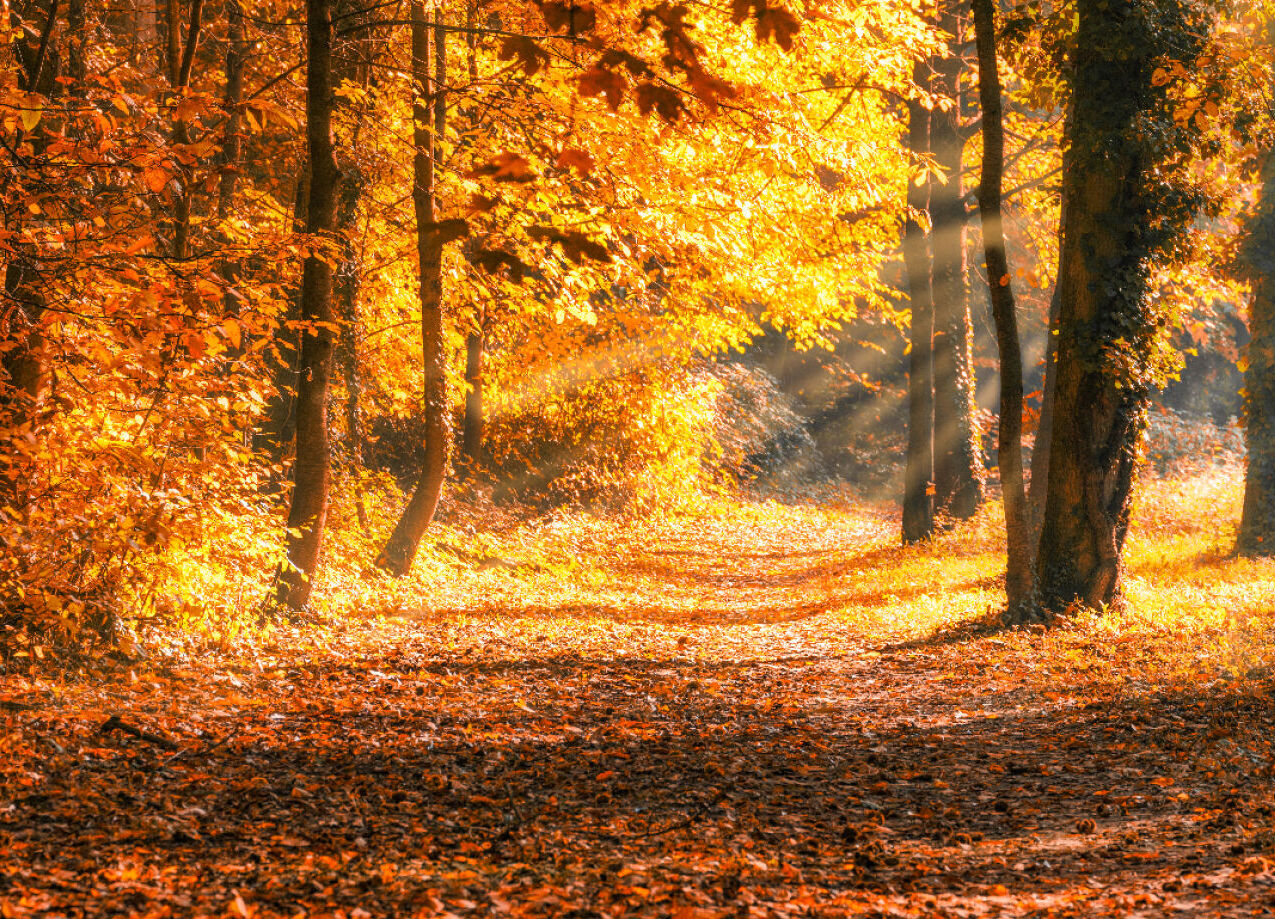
[484, 367, 722, 513]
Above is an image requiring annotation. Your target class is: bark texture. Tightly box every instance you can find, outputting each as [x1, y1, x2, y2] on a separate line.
[929, 0, 983, 520]
[276, 0, 340, 610]
[902, 65, 935, 545]
[377, 5, 451, 576]
[972, 0, 1032, 615]
[1027, 282, 1061, 543]
[1034, 0, 1208, 611]
[1238, 148, 1275, 556]
[462, 313, 485, 469]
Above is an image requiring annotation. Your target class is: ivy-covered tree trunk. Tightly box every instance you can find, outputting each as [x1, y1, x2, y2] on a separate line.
[276, 0, 340, 610]
[972, 0, 1032, 614]
[1034, 0, 1213, 612]
[1238, 148, 1275, 556]
[902, 65, 935, 545]
[377, 5, 451, 576]
[929, 0, 983, 520]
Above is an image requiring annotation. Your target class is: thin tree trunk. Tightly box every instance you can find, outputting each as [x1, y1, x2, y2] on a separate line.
[1027, 281, 1061, 541]
[458, 1, 484, 474]
[461, 311, 484, 469]
[256, 170, 308, 480]
[930, 0, 983, 520]
[217, 0, 245, 224]
[902, 62, 935, 544]
[1237, 144, 1275, 556]
[972, 0, 1033, 616]
[378, 4, 451, 576]
[275, 0, 341, 610]
[336, 168, 370, 531]
[166, 0, 204, 260]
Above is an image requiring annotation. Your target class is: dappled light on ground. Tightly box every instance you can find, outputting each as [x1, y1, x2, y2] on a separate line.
[3, 470, 1274, 917]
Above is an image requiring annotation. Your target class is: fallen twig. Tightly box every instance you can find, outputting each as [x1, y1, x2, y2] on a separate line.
[99, 714, 179, 751]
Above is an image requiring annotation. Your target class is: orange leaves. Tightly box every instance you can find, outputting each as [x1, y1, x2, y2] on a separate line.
[141, 165, 170, 194]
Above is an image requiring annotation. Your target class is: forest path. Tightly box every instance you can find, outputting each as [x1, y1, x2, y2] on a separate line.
[3, 498, 1274, 917]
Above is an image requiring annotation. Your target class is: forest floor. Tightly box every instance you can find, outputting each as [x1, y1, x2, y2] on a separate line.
[4, 468, 1275, 917]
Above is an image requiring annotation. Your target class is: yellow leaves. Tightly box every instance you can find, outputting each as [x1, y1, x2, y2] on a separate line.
[18, 94, 42, 132]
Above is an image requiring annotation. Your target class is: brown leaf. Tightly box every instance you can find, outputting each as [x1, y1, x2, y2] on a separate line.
[498, 36, 550, 76]
[555, 148, 595, 175]
[473, 153, 536, 183]
[578, 65, 626, 111]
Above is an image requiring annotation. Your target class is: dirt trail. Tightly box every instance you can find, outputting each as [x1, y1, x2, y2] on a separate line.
[2, 508, 1273, 917]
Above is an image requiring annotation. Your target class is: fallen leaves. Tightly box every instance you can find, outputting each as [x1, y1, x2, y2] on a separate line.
[3, 480, 1275, 915]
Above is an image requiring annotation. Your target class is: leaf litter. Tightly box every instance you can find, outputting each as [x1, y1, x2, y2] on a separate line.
[3, 491, 1275, 917]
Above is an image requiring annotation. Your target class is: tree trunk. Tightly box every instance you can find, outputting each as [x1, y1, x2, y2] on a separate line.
[1237, 146, 1275, 556]
[255, 170, 308, 481]
[166, 0, 205, 261]
[217, 0, 246, 224]
[901, 63, 935, 544]
[275, 0, 340, 610]
[461, 313, 485, 469]
[1033, 0, 1204, 611]
[972, 0, 1033, 615]
[1, 0, 62, 442]
[336, 167, 370, 531]
[458, 2, 485, 475]
[377, 5, 451, 576]
[1027, 281, 1061, 542]
[929, 0, 983, 521]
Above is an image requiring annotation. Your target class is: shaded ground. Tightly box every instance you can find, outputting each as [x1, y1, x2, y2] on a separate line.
[3, 498, 1275, 917]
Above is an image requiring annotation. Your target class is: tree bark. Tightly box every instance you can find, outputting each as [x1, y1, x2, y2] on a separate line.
[217, 0, 246, 225]
[377, 4, 451, 576]
[461, 311, 485, 469]
[1027, 281, 1061, 542]
[256, 170, 308, 480]
[336, 167, 369, 531]
[1, 0, 62, 442]
[1033, 0, 1204, 611]
[166, 0, 204, 261]
[275, 0, 341, 610]
[972, 0, 1033, 616]
[930, 0, 983, 521]
[901, 62, 935, 544]
[1238, 145, 1275, 556]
